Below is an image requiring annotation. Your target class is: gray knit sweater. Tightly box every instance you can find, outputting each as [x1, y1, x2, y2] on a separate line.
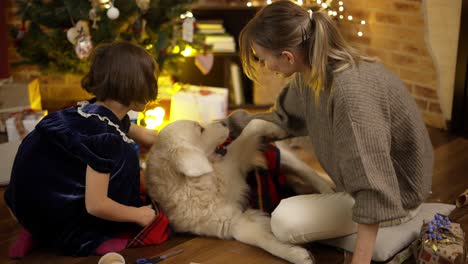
[228, 61, 434, 224]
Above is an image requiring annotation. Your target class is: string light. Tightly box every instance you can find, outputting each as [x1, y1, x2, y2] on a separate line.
[266, 0, 272, 4]
[297, 0, 303, 6]
[246, 2, 252, 7]
[311, 0, 367, 37]
[144, 107, 165, 129]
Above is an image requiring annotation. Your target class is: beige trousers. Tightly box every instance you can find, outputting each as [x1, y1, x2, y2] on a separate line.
[270, 192, 421, 244]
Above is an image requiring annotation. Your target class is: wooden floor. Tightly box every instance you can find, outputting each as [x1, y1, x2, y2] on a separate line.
[0, 127, 467, 264]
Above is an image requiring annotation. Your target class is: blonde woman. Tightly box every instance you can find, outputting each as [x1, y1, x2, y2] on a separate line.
[225, 1, 433, 263]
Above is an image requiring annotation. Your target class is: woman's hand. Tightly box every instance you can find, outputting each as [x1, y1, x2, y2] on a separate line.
[135, 204, 156, 227]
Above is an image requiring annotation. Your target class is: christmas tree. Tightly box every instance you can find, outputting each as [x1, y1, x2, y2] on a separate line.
[12, 0, 199, 74]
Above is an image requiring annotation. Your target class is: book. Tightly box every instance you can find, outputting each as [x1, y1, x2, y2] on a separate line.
[230, 63, 244, 105]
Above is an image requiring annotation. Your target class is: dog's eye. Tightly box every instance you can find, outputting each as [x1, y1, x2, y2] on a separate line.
[200, 127, 205, 133]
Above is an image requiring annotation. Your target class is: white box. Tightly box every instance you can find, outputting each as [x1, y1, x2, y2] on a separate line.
[6, 112, 45, 142]
[170, 85, 228, 124]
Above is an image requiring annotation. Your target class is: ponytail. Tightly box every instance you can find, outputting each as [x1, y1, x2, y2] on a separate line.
[304, 8, 369, 98]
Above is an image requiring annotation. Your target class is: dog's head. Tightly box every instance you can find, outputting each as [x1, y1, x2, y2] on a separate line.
[155, 120, 229, 177]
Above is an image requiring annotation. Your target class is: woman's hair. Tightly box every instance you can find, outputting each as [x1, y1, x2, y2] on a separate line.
[239, 0, 371, 95]
[81, 41, 158, 106]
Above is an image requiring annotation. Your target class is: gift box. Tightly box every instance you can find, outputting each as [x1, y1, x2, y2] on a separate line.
[0, 79, 42, 113]
[170, 85, 228, 123]
[0, 79, 42, 133]
[6, 110, 47, 142]
[415, 214, 466, 264]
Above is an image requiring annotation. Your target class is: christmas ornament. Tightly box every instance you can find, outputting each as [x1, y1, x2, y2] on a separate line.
[66, 21, 90, 45]
[107, 6, 120, 20]
[75, 35, 93, 59]
[15, 22, 27, 45]
[182, 17, 195, 43]
[135, 0, 150, 13]
[89, 8, 101, 29]
[195, 53, 214, 75]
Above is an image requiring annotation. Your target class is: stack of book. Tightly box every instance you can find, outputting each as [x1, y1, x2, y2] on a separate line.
[196, 20, 236, 53]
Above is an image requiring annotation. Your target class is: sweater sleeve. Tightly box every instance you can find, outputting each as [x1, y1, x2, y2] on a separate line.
[333, 78, 407, 224]
[225, 85, 308, 139]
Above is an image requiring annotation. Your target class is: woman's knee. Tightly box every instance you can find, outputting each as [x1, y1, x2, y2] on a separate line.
[271, 193, 358, 244]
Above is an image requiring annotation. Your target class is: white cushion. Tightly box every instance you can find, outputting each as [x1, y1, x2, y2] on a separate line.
[320, 203, 455, 262]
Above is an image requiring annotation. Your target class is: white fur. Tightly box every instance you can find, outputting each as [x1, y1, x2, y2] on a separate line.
[145, 119, 333, 264]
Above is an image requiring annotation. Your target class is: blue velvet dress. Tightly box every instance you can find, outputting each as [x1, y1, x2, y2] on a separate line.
[4, 101, 142, 256]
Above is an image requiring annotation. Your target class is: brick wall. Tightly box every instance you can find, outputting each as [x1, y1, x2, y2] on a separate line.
[337, 0, 446, 128]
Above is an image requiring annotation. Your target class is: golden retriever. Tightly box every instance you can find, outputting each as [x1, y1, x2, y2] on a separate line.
[145, 119, 333, 264]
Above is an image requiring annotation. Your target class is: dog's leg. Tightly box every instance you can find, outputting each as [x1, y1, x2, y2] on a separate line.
[230, 209, 314, 264]
[277, 145, 335, 194]
[225, 119, 288, 174]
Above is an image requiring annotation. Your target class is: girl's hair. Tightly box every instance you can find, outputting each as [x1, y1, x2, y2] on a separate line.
[239, 0, 371, 95]
[81, 41, 158, 106]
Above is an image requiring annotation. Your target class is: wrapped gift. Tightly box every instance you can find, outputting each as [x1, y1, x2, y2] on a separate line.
[0, 79, 42, 132]
[415, 214, 466, 264]
[6, 110, 47, 142]
[170, 85, 228, 123]
[0, 79, 42, 113]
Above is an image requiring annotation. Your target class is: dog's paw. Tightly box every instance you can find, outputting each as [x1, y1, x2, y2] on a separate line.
[244, 119, 288, 140]
[318, 184, 335, 194]
[287, 246, 315, 264]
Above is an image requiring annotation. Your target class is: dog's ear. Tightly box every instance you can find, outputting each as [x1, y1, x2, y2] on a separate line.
[173, 146, 213, 177]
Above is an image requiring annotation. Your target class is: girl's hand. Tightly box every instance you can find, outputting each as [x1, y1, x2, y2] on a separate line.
[136, 204, 156, 227]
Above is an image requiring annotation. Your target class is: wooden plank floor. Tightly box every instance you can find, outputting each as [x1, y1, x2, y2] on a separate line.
[0, 127, 467, 264]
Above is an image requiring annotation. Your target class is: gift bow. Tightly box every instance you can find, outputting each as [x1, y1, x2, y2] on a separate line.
[422, 214, 464, 252]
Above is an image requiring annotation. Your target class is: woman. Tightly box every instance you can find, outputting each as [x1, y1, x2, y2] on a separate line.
[225, 1, 433, 263]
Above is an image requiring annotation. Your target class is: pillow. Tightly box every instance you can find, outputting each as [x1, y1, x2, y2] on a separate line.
[319, 203, 456, 262]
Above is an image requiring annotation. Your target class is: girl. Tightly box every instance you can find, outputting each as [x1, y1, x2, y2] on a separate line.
[5, 41, 160, 256]
[225, 1, 433, 263]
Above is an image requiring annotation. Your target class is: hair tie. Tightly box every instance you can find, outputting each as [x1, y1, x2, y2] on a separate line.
[307, 9, 313, 20]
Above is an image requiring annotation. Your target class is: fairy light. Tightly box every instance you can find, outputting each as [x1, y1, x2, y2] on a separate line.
[144, 107, 165, 129]
[246, 2, 252, 7]
[310, 0, 366, 37]
[297, 0, 303, 6]
[179, 11, 193, 19]
[266, 0, 272, 4]
[181, 46, 194, 57]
